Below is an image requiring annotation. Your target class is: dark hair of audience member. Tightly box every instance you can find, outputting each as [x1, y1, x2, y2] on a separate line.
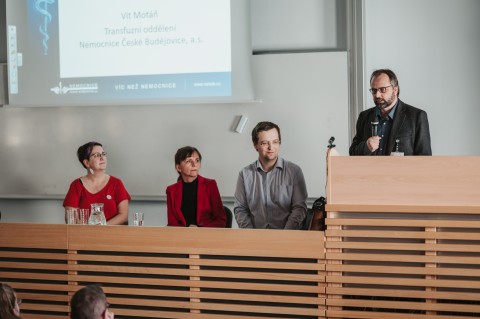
[70, 285, 108, 319]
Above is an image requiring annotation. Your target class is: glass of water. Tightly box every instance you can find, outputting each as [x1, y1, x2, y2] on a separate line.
[66, 208, 78, 224]
[133, 212, 144, 226]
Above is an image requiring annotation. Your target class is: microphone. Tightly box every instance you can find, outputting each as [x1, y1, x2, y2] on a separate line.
[371, 117, 379, 136]
[327, 136, 335, 149]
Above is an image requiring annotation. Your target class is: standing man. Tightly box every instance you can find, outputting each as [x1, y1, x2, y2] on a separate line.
[234, 121, 308, 229]
[350, 69, 432, 156]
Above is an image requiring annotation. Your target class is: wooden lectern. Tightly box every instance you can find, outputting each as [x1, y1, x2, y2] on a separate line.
[324, 156, 480, 318]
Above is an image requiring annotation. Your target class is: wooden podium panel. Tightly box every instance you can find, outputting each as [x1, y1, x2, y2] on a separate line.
[324, 156, 480, 318]
[327, 156, 480, 213]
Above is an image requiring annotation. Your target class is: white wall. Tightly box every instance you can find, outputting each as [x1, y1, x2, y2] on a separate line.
[2, 0, 479, 225]
[363, 0, 480, 155]
[0, 1, 346, 225]
[0, 51, 348, 226]
[251, 0, 347, 51]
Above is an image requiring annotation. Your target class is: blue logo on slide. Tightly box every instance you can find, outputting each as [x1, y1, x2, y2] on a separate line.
[34, 0, 55, 55]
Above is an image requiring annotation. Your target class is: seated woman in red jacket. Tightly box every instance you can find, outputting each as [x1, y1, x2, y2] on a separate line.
[166, 146, 226, 227]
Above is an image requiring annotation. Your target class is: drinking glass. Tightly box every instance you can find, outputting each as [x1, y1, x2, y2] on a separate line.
[66, 208, 78, 224]
[78, 208, 90, 225]
[133, 212, 144, 226]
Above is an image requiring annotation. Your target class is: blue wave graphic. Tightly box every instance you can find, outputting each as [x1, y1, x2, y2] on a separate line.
[34, 0, 55, 55]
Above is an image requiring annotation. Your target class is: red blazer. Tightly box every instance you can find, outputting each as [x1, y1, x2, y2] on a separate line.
[166, 175, 226, 227]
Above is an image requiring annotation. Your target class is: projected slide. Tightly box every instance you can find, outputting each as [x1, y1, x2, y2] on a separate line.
[7, 0, 233, 106]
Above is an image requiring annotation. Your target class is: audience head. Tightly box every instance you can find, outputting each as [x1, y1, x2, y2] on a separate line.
[77, 141, 106, 170]
[174, 146, 202, 182]
[251, 121, 281, 146]
[0, 283, 21, 319]
[70, 285, 111, 319]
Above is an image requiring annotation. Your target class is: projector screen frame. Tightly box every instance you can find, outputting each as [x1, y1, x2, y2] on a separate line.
[5, 0, 254, 107]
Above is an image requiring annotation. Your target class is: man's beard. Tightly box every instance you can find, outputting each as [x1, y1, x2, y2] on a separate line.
[376, 95, 395, 109]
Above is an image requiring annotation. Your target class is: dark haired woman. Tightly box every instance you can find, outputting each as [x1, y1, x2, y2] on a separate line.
[166, 146, 226, 227]
[0, 283, 21, 319]
[63, 141, 131, 225]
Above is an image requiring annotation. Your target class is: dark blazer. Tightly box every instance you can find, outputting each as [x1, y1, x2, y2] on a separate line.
[349, 99, 432, 156]
[166, 175, 226, 227]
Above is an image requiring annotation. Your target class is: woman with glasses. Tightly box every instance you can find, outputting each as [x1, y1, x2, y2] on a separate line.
[0, 283, 21, 319]
[63, 141, 131, 225]
[166, 146, 226, 227]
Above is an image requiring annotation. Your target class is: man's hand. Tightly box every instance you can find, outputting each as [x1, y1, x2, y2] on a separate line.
[367, 136, 381, 153]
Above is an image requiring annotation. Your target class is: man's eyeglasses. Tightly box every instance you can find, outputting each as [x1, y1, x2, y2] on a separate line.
[16, 298, 22, 306]
[369, 85, 392, 94]
[90, 152, 107, 159]
[259, 139, 280, 148]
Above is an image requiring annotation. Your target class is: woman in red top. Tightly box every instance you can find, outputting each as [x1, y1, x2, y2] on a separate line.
[166, 146, 226, 227]
[63, 141, 131, 225]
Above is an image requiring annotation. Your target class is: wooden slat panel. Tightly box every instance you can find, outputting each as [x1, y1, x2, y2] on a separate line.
[67, 226, 325, 258]
[0, 251, 68, 260]
[194, 291, 325, 305]
[66, 226, 325, 318]
[72, 274, 324, 293]
[326, 218, 480, 228]
[326, 241, 480, 252]
[327, 298, 480, 313]
[326, 204, 480, 214]
[17, 292, 69, 302]
[326, 264, 480, 277]
[326, 252, 480, 265]
[100, 286, 326, 304]
[326, 275, 480, 289]
[190, 301, 324, 316]
[325, 156, 480, 318]
[326, 287, 480, 301]
[108, 295, 325, 314]
[0, 272, 68, 281]
[2, 224, 327, 319]
[0, 261, 69, 271]
[18, 303, 68, 312]
[327, 229, 480, 240]
[70, 253, 325, 270]
[71, 264, 323, 281]
[326, 310, 468, 319]
[108, 297, 324, 316]
[0, 223, 68, 249]
[10, 282, 71, 292]
[113, 308, 323, 319]
[0, 223, 69, 319]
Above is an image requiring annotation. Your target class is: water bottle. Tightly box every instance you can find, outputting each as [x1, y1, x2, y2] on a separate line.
[88, 203, 107, 225]
[391, 139, 404, 156]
